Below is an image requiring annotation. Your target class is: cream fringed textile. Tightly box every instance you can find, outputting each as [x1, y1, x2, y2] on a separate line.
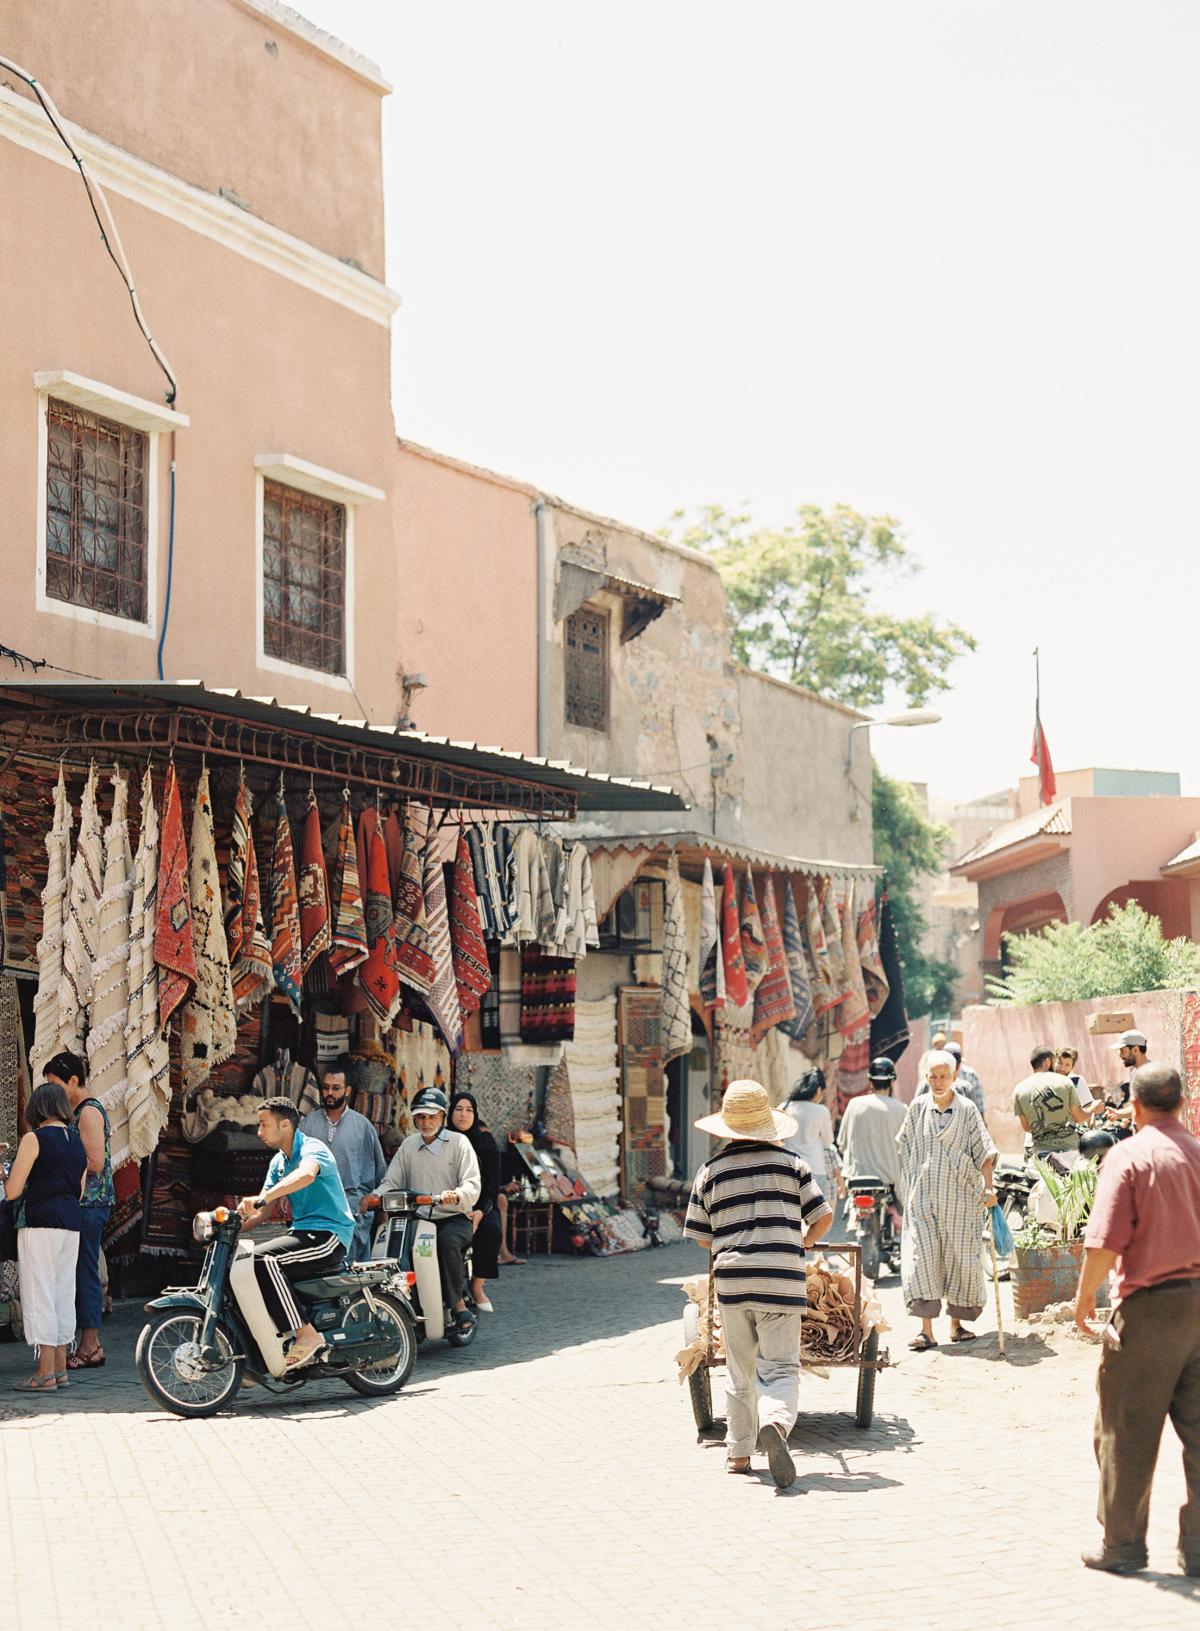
[422, 833, 462, 1052]
[89, 771, 133, 1167]
[125, 769, 170, 1161]
[59, 762, 103, 1055]
[560, 996, 621, 1196]
[29, 766, 72, 1080]
[182, 769, 238, 1094]
[661, 855, 692, 1065]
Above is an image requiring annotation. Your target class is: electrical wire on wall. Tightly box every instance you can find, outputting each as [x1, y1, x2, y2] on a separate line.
[0, 56, 180, 677]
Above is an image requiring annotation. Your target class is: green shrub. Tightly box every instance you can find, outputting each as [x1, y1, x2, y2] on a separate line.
[988, 901, 1200, 1006]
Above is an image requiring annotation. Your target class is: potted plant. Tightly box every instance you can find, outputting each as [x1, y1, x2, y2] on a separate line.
[1010, 1159, 1098, 1319]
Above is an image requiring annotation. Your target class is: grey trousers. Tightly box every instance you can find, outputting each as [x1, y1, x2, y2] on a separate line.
[720, 1301, 804, 1461]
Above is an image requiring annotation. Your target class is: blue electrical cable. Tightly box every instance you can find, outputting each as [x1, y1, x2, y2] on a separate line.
[156, 453, 176, 680]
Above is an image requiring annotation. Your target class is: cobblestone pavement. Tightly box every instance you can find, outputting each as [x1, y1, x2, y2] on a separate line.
[0, 1241, 1196, 1630]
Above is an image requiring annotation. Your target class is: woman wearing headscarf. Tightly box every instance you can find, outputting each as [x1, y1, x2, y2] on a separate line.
[449, 1092, 504, 1313]
[781, 1069, 839, 1203]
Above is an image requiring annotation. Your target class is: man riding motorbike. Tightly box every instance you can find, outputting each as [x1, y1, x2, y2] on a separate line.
[237, 1096, 357, 1372]
[361, 1087, 481, 1337]
[837, 1058, 908, 1203]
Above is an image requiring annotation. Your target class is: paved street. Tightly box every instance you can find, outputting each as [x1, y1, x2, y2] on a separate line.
[0, 1241, 1195, 1630]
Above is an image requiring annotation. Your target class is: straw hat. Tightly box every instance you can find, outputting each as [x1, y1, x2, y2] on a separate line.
[695, 1080, 797, 1143]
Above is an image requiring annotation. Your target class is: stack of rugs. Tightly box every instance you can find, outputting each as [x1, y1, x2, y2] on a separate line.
[560, 996, 621, 1197]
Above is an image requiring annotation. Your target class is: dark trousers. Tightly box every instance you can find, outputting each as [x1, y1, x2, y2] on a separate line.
[436, 1213, 473, 1307]
[251, 1231, 345, 1334]
[76, 1205, 109, 1329]
[472, 1206, 503, 1280]
[1094, 1277, 1200, 1564]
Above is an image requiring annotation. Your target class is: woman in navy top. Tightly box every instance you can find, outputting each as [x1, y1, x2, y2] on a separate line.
[5, 1082, 88, 1393]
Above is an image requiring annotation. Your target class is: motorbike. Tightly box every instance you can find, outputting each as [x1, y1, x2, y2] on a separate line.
[370, 1191, 478, 1348]
[845, 1175, 901, 1280]
[135, 1207, 417, 1417]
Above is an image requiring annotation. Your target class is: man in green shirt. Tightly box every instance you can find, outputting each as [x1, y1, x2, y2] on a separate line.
[1013, 1045, 1090, 1154]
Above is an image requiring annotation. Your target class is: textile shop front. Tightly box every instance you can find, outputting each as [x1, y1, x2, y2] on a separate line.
[571, 831, 910, 1205]
[0, 681, 685, 1307]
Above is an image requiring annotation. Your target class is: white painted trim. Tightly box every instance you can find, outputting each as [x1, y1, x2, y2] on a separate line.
[231, 0, 392, 92]
[253, 473, 356, 693]
[0, 85, 401, 328]
[34, 370, 188, 435]
[34, 393, 159, 640]
[253, 453, 384, 506]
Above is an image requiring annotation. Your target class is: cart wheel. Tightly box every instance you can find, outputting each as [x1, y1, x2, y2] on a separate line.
[855, 1328, 879, 1429]
[688, 1365, 714, 1434]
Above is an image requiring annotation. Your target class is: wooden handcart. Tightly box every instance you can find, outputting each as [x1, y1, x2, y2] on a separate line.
[683, 1241, 890, 1433]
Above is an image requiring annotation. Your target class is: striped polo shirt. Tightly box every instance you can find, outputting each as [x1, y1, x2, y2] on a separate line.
[684, 1140, 832, 1308]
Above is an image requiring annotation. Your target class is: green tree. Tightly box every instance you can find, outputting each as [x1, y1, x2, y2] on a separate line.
[663, 503, 975, 706]
[988, 901, 1200, 1005]
[871, 766, 958, 1018]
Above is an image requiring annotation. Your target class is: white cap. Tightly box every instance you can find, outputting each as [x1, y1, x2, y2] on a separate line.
[1112, 1029, 1148, 1050]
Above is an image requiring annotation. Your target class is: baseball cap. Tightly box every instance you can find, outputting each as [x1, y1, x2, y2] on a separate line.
[411, 1087, 449, 1115]
[1112, 1029, 1148, 1051]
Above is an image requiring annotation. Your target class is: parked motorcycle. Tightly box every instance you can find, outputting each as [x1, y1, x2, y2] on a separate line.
[136, 1207, 416, 1417]
[370, 1191, 477, 1348]
[845, 1176, 901, 1281]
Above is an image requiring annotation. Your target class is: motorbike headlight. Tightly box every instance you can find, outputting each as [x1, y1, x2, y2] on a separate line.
[192, 1211, 216, 1243]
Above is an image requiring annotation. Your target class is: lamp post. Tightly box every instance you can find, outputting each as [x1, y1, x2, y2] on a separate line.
[845, 708, 942, 818]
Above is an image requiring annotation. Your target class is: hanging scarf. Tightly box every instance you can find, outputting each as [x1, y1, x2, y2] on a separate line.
[125, 768, 171, 1160]
[739, 870, 768, 996]
[698, 857, 724, 1010]
[60, 762, 104, 1051]
[450, 832, 490, 1021]
[30, 765, 72, 1078]
[89, 771, 133, 1161]
[661, 854, 692, 1064]
[268, 789, 303, 1018]
[751, 875, 796, 1046]
[857, 891, 890, 1018]
[298, 794, 332, 977]
[720, 863, 749, 1008]
[182, 768, 238, 1090]
[422, 833, 462, 1051]
[393, 803, 436, 995]
[357, 816, 401, 1025]
[780, 880, 816, 1042]
[805, 880, 842, 1015]
[154, 763, 197, 1031]
[224, 773, 272, 1015]
[327, 794, 368, 979]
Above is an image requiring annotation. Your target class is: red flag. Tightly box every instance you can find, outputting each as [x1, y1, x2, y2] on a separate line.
[1031, 717, 1057, 806]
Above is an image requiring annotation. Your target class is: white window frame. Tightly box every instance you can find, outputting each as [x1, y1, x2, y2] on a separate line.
[253, 456, 383, 691]
[33, 372, 188, 639]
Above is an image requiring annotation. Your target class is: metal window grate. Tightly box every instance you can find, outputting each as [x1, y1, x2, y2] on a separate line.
[564, 605, 609, 731]
[45, 400, 147, 622]
[262, 480, 346, 675]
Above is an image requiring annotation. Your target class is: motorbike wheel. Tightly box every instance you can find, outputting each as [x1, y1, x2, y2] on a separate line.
[688, 1365, 714, 1434]
[860, 1228, 882, 1283]
[855, 1328, 879, 1429]
[135, 1310, 244, 1419]
[342, 1292, 417, 1397]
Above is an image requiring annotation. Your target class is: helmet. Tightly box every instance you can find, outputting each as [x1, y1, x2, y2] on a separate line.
[1078, 1128, 1118, 1163]
[867, 1057, 897, 1083]
[789, 1068, 825, 1103]
[410, 1087, 448, 1117]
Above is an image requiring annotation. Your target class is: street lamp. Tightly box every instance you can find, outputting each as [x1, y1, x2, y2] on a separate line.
[845, 708, 942, 817]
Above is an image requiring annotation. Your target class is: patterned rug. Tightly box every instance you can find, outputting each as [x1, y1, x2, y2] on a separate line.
[141, 1125, 194, 1257]
[453, 1054, 538, 1138]
[561, 996, 621, 1197]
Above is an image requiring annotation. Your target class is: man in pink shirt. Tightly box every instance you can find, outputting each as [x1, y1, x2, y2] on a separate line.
[1074, 1063, 1200, 1577]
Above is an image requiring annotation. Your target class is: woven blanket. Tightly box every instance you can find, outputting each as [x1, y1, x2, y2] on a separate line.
[739, 870, 768, 996]
[29, 765, 72, 1076]
[804, 882, 841, 1016]
[835, 882, 871, 1043]
[423, 839, 462, 1051]
[327, 796, 367, 979]
[453, 1054, 536, 1139]
[561, 997, 621, 1196]
[224, 774, 272, 1015]
[154, 764, 197, 1030]
[125, 768, 171, 1161]
[450, 833, 490, 1020]
[780, 880, 816, 1043]
[268, 791, 303, 1018]
[857, 891, 889, 1019]
[357, 814, 401, 1025]
[821, 882, 847, 1005]
[660, 855, 692, 1065]
[103, 1158, 143, 1256]
[519, 948, 576, 1043]
[90, 771, 133, 1164]
[752, 874, 797, 1045]
[719, 863, 749, 1008]
[497, 946, 522, 1046]
[698, 857, 724, 1010]
[61, 762, 103, 1050]
[141, 1126, 193, 1257]
[298, 795, 331, 977]
[393, 803, 436, 995]
[182, 769, 238, 1093]
[392, 1020, 449, 1132]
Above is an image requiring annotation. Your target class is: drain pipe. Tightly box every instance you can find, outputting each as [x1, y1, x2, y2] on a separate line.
[535, 497, 548, 756]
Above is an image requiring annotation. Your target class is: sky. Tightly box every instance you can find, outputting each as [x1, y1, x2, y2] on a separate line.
[297, 1, 1199, 801]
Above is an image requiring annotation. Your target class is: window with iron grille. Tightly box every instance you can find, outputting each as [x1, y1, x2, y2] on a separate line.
[45, 400, 148, 622]
[262, 480, 346, 675]
[564, 604, 609, 731]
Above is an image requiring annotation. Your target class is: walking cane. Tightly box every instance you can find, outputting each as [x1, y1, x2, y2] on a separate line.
[988, 1215, 1006, 1358]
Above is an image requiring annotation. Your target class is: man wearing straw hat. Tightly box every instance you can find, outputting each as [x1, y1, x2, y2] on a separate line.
[684, 1080, 833, 1488]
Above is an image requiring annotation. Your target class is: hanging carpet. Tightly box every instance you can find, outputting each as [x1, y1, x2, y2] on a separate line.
[89, 770, 133, 1167]
[450, 832, 490, 1020]
[660, 854, 692, 1066]
[224, 772, 272, 1016]
[182, 768, 238, 1094]
[268, 789, 303, 1018]
[779, 879, 816, 1043]
[751, 874, 797, 1046]
[393, 803, 436, 995]
[739, 870, 768, 996]
[519, 948, 576, 1044]
[29, 765, 72, 1078]
[124, 768, 172, 1161]
[154, 763, 198, 1031]
[298, 794, 332, 977]
[698, 857, 725, 1010]
[61, 761, 103, 1052]
[326, 794, 368, 980]
[423, 833, 462, 1051]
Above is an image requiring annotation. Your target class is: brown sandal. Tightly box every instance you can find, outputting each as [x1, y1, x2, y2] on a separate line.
[67, 1345, 105, 1370]
[908, 1333, 937, 1352]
